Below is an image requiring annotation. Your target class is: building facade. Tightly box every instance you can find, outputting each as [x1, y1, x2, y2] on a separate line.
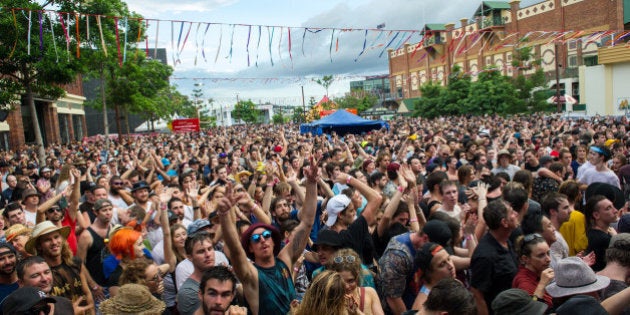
[388, 0, 628, 112]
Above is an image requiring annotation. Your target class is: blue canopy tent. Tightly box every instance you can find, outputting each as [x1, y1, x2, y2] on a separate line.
[300, 110, 389, 136]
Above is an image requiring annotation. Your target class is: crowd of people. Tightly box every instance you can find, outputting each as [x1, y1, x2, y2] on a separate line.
[0, 113, 630, 314]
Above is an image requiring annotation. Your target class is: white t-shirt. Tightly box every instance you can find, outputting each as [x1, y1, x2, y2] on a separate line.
[175, 251, 229, 290]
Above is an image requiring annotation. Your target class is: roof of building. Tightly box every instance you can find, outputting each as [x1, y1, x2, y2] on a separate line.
[474, 1, 511, 16]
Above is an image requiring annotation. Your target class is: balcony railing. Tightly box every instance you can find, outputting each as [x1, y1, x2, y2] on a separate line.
[478, 16, 507, 29]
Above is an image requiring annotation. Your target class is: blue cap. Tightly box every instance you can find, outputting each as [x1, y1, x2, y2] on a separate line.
[187, 219, 211, 235]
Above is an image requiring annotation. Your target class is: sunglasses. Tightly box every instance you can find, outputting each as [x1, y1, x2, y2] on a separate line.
[523, 233, 543, 243]
[112, 181, 123, 185]
[25, 303, 51, 315]
[333, 255, 357, 264]
[250, 230, 272, 243]
[47, 208, 62, 214]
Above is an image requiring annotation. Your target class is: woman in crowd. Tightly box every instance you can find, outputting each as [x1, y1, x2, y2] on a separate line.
[328, 248, 383, 315]
[411, 242, 457, 311]
[512, 233, 555, 310]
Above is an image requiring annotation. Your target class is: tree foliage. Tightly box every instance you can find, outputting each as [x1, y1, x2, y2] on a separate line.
[231, 100, 259, 124]
[0, 0, 83, 159]
[335, 93, 378, 113]
[314, 75, 335, 96]
[413, 63, 547, 118]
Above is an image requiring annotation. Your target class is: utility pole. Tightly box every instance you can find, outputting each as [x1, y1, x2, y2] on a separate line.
[555, 42, 562, 113]
[301, 85, 306, 122]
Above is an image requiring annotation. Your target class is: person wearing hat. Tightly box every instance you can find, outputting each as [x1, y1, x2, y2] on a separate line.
[491, 288, 548, 315]
[26, 221, 94, 311]
[5, 224, 32, 259]
[2, 287, 58, 315]
[0, 242, 19, 308]
[585, 194, 620, 271]
[491, 149, 521, 180]
[100, 283, 165, 315]
[77, 198, 114, 299]
[378, 220, 452, 315]
[130, 181, 152, 212]
[546, 257, 611, 309]
[16, 256, 75, 315]
[470, 199, 520, 315]
[217, 157, 319, 315]
[325, 171, 382, 266]
[577, 145, 620, 189]
[21, 188, 40, 227]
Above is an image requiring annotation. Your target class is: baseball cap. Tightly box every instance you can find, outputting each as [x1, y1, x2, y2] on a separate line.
[187, 219, 211, 235]
[325, 194, 351, 227]
[2, 287, 56, 314]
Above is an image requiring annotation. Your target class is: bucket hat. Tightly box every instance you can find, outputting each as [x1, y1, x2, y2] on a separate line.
[99, 283, 165, 315]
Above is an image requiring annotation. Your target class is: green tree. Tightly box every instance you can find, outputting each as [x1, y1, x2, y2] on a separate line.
[231, 100, 259, 124]
[0, 1, 83, 160]
[61, 0, 153, 138]
[291, 107, 305, 123]
[314, 75, 335, 96]
[441, 65, 472, 115]
[511, 46, 547, 113]
[272, 112, 288, 124]
[335, 94, 378, 113]
[463, 68, 523, 115]
[413, 82, 445, 118]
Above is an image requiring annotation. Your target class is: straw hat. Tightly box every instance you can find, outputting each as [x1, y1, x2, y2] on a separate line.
[25, 221, 71, 255]
[5, 224, 32, 242]
[99, 283, 165, 315]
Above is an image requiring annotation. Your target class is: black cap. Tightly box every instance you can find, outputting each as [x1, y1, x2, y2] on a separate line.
[313, 229, 343, 251]
[422, 220, 452, 248]
[2, 287, 56, 314]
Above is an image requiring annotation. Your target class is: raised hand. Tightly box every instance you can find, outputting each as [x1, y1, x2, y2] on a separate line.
[303, 157, 320, 183]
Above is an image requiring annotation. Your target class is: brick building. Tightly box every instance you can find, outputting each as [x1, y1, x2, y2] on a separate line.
[2, 78, 87, 151]
[388, 0, 628, 110]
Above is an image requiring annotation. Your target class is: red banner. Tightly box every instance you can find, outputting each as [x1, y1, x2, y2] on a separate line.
[172, 118, 200, 133]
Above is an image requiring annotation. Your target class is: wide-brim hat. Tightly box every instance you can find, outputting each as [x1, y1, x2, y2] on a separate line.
[585, 182, 625, 210]
[25, 221, 71, 255]
[546, 257, 610, 297]
[99, 283, 165, 315]
[5, 224, 32, 242]
[240, 223, 282, 260]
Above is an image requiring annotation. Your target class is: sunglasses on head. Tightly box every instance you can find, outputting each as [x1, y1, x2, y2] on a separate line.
[250, 230, 272, 243]
[333, 255, 356, 264]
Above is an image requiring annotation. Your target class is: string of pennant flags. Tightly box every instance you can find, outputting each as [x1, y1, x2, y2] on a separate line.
[3, 7, 630, 81]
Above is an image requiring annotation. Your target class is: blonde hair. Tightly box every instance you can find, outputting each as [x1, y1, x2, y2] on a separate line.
[327, 248, 363, 287]
[293, 270, 347, 315]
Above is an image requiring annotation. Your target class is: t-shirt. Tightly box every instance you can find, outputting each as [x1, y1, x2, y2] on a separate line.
[550, 231, 569, 270]
[559, 210, 588, 256]
[339, 215, 375, 266]
[378, 232, 419, 312]
[471, 232, 518, 315]
[587, 228, 611, 272]
[177, 277, 200, 315]
[60, 209, 77, 255]
[0, 282, 19, 315]
[174, 251, 229, 290]
[578, 168, 620, 188]
[512, 266, 553, 308]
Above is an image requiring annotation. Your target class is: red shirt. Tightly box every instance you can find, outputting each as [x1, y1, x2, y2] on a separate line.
[61, 209, 77, 255]
[512, 266, 553, 308]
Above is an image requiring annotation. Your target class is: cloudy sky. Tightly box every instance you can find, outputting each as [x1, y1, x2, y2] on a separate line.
[124, 0, 540, 106]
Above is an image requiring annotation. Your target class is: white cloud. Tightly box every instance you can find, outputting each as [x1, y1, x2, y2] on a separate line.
[126, 0, 238, 16]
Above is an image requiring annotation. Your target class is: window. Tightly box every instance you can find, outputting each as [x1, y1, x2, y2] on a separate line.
[584, 55, 598, 66]
[567, 55, 578, 68]
[568, 40, 577, 50]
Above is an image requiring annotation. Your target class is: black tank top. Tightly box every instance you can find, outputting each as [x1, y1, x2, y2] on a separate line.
[85, 226, 108, 286]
